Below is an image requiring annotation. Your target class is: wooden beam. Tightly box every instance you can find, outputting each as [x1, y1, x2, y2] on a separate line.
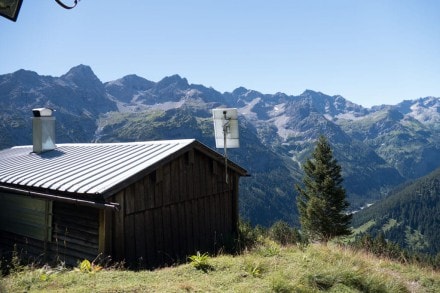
[98, 209, 105, 254]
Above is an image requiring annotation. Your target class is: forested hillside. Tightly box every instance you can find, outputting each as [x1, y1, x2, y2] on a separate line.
[352, 167, 440, 254]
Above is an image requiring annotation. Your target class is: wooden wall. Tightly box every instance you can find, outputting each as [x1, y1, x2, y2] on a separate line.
[0, 199, 99, 267]
[0, 193, 52, 242]
[108, 149, 240, 268]
[50, 202, 100, 266]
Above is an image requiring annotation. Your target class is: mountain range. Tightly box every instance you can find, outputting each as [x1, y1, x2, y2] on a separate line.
[1, 64, 440, 227]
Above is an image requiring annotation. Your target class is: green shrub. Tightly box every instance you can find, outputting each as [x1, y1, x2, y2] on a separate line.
[75, 259, 102, 274]
[269, 220, 301, 245]
[243, 258, 266, 278]
[237, 220, 267, 251]
[256, 239, 281, 257]
[188, 252, 213, 272]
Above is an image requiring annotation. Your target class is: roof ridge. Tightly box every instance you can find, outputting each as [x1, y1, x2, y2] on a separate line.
[11, 139, 197, 149]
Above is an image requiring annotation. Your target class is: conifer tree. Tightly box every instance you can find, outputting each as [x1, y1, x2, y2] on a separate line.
[296, 135, 352, 242]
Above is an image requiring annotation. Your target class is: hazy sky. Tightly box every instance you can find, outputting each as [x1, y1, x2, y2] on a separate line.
[1, 0, 439, 107]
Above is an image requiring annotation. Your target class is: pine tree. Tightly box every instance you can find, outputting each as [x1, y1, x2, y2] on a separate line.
[295, 135, 352, 242]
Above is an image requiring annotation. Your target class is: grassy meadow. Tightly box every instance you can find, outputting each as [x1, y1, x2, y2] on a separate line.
[2, 240, 440, 292]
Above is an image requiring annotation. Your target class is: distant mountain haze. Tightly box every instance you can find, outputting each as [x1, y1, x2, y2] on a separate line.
[1, 64, 440, 227]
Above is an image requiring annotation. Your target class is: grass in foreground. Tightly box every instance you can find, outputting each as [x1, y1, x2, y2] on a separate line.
[2, 241, 440, 292]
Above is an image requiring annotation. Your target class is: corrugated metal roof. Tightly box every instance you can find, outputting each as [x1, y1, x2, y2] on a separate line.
[0, 139, 196, 196]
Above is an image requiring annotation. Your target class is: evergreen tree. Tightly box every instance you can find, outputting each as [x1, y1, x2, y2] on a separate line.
[296, 135, 352, 242]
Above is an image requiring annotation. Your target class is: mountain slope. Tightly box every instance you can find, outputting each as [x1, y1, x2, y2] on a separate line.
[0, 65, 117, 149]
[352, 167, 440, 254]
[226, 88, 405, 204]
[338, 107, 440, 179]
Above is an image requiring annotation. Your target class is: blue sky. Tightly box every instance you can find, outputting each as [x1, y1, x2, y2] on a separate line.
[1, 0, 439, 107]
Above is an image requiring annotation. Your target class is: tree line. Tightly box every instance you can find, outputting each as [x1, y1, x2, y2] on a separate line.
[239, 135, 440, 269]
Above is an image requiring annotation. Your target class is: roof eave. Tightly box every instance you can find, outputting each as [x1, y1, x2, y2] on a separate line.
[0, 184, 120, 210]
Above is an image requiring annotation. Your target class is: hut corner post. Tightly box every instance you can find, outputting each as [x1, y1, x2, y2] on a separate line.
[98, 208, 113, 258]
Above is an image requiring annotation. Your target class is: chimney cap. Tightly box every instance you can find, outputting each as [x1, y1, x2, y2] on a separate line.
[32, 108, 54, 117]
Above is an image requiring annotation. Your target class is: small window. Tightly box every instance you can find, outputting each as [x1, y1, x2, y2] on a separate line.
[0, 193, 52, 242]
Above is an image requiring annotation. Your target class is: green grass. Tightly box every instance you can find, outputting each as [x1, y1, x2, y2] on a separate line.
[2, 243, 440, 292]
[352, 219, 376, 234]
[382, 218, 399, 232]
[344, 220, 376, 243]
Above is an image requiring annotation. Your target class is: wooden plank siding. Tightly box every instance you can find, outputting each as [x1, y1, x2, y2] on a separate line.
[50, 202, 100, 265]
[0, 230, 48, 265]
[0, 199, 100, 267]
[0, 194, 52, 243]
[108, 149, 239, 268]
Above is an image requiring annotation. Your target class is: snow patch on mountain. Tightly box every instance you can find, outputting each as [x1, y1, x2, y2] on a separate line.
[269, 103, 285, 116]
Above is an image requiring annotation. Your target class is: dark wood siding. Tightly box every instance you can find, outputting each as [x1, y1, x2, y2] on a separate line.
[0, 193, 51, 265]
[50, 202, 100, 265]
[0, 193, 52, 242]
[0, 230, 44, 266]
[0, 199, 99, 267]
[109, 149, 239, 268]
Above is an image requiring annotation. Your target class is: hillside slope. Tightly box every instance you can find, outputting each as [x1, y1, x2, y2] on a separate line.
[352, 167, 440, 254]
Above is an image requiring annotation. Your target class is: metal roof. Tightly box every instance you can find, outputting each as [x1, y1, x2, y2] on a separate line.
[0, 139, 197, 196]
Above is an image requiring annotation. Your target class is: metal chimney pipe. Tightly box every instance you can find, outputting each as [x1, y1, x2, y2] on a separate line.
[32, 108, 56, 153]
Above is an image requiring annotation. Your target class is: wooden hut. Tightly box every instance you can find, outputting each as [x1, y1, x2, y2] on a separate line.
[0, 139, 247, 268]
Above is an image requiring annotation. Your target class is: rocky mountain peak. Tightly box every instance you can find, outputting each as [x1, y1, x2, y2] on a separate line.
[120, 74, 154, 89]
[232, 87, 250, 96]
[61, 64, 102, 87]
[156, 74, 189, 89]
[12, 69, 40, 80]
[298, 90, 359, 118]
[301, 89, 323, 96]
[106, 74, 153, 89]
[6, 69, 43, 89]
